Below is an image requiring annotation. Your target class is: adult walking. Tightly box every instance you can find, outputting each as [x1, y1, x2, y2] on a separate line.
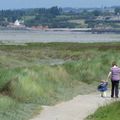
[107, 61, 120, 98]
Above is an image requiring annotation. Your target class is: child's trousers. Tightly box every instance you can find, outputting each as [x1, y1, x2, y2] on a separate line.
[101, 91, 106, 97]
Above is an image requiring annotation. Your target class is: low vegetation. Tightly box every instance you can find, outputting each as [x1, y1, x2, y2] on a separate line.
[0, 42, 120, 120]
[86, 101, 120, 120]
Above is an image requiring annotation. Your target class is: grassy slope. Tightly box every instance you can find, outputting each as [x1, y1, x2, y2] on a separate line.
[0, 42, 120, 120]
[86, 101, 120, 120]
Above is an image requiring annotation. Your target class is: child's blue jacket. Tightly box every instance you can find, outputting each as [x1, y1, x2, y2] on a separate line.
[97, 82, 108, 92]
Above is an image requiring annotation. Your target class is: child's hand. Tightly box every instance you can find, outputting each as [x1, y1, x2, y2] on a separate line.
[105, 79, 108, 82]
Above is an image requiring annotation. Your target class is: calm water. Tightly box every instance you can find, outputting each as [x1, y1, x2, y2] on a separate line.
[0, 30, 120, 44]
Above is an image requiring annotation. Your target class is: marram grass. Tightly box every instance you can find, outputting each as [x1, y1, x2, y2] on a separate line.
[86, 101, 120, 120]
[0, 43, 120, 120]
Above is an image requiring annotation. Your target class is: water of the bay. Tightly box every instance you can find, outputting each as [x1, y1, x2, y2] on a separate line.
[0, 30, 120, 44]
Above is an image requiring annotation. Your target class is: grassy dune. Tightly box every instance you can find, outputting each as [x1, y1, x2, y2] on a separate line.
[0, 42, 120, 120]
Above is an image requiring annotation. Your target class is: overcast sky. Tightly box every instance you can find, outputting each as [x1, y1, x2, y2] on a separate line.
[0, 0, 120, 10]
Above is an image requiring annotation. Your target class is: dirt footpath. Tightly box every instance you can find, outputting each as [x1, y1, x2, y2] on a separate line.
[30, 92, 116, 120]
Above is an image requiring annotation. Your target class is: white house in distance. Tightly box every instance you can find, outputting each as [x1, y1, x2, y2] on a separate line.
[7, 19, 26, 29]
[14, 20, 20, 26]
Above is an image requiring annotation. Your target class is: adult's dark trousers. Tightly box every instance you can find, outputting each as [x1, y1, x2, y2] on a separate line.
[111, 80, 119, 98]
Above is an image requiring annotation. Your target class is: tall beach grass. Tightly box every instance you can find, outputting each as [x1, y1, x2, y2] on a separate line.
[86, 101, 120, 120]
[0, 42, 120, 120]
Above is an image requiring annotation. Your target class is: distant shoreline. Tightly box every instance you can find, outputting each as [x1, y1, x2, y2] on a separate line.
[1, 27, 120, 34]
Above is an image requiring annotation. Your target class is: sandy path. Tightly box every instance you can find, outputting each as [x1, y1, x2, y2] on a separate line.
[30, 92, 117, 120]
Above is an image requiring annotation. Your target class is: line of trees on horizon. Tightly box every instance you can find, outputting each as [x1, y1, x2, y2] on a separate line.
[0, 6, 120, 28]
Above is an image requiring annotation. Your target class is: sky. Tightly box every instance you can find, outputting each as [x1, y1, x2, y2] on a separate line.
[0, 0, 120, 10]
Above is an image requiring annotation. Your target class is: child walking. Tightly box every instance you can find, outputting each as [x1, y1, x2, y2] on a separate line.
[97, 80, 108, 97]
